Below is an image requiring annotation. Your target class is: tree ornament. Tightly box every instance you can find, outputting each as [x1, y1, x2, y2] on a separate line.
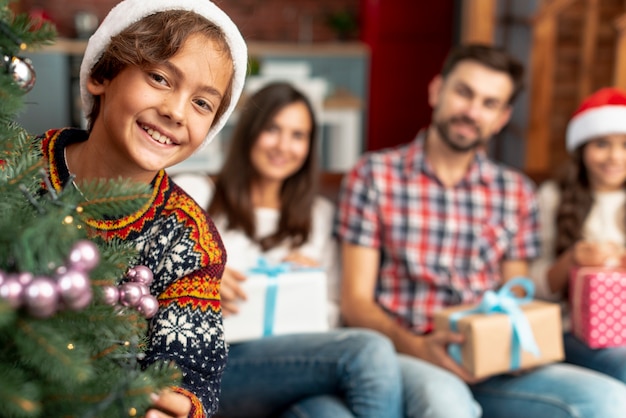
[127, 265, 153, 285]
[136, 295, 159, 318]
[102, 285, 120, 305]
[0, 275, 24, 308]
[23, 276, 59, 318]
[1, 54, 36, 92]
[119, 282, 144, 307]
[99, 265, 159, 318]
[57, 269, 92, 310]
[67, 239, 100, 272]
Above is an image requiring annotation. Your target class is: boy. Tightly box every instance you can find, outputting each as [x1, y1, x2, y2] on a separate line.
[39, 0, 247, 416]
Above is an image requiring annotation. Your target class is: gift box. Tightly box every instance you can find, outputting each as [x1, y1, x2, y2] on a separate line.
[222, 260, 329, 343]
[569, 267, 626, 348]
[434, 278, 564, 379]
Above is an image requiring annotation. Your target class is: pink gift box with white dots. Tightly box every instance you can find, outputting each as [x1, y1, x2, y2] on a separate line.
[570, 268, 626, 349]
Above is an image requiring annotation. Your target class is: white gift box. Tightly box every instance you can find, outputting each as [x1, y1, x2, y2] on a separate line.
[223, 268, 329, 343]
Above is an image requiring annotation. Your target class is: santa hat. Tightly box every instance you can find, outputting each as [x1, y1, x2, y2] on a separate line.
[566, 87, 626, 152]
[79, 0, 247, 147]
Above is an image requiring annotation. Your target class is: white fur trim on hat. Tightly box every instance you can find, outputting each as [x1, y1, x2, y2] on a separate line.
[79, 0, 247, 147]
[566, 106, 626, 152]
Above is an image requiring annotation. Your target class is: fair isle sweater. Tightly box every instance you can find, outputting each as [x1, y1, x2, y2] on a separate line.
[41, 128, 227, 417]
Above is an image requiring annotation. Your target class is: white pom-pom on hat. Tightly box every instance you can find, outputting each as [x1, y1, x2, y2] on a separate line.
[566, 87, 626, 152]
[79, 0, 247, 147]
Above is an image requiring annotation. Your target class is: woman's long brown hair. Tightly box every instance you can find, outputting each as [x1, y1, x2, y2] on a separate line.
[208, 82, 319, 251]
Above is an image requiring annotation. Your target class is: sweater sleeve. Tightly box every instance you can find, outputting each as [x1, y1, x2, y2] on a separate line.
[529, 181, 563, 301]
[140, 191, 227, 417]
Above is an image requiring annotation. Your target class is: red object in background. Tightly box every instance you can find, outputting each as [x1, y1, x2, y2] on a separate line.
[360, 0, 455, 151]
[28, 8, 55, 31]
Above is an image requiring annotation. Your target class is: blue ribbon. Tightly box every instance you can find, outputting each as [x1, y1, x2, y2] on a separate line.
[447, 277, 541, 371]
[248, 258, 292, 337]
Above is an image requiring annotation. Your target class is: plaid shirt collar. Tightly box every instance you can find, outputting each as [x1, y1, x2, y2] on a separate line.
[405, 129, 497, 186]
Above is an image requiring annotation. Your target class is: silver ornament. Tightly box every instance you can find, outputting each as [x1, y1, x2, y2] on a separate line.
[2, 55, 36, 92]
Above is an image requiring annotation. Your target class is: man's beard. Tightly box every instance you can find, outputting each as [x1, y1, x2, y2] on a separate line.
[434, 115, 487, 153]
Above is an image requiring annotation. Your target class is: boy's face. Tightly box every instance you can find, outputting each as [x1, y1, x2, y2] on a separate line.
[86, 33, 233, 183]
[428, 60, 513, 153]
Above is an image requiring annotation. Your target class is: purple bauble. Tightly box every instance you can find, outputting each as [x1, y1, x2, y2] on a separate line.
[101, 285, 120, 305]
[17, 271, 34, 286]
[118, 282, 144, 307]
[64, 286, 93, 310]
[137, 295, 159, 318]
[67, 240, 100, 272]
[127, 265, 153, 286]
[0, 276, 24, 308]
[58, 269, 92, 307]
[24, 276, 59, 318]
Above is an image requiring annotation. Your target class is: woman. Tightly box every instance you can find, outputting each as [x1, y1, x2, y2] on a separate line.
[175, 81, 402, 418]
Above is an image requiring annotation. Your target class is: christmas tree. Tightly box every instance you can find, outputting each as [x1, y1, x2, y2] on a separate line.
[0, 2, 179, 417]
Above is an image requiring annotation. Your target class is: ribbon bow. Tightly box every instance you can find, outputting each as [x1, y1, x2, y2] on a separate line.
[447, 277, 541, 371]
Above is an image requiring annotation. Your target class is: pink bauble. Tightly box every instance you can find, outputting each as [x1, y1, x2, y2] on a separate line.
[118, 282, 144, 307]
[58, 269, 92, 307]
[101, 285, 120, 305]
[137, 295, 159, 318]
[24, 276, 59, 318]
[64, 286, 93, 310]
[67, 240, 100, 272]
[0, 276, 24, 308]
[17, 272, 34, 286]
[127, 265, 153, 286]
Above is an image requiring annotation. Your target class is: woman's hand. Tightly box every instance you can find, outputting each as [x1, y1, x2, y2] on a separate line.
[282, 251, 319, 267]
[220, 267, 247, 316]
[146, 390, 191, 418]
[573, 241, 623, 267]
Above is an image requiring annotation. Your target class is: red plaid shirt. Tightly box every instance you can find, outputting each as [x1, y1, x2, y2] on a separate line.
[334, 132, 540, 334]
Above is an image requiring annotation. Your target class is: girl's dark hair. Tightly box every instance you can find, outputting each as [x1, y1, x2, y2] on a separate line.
[555, 143, 626, 255]
[209, 82, 319, 251]
[87, 10, 234, 131]
[554, 147, 593, 256]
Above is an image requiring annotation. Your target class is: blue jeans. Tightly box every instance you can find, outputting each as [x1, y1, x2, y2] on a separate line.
[217, 329, 402, 418]
[399, 354, 626, 418]
[563, 332, 626, 382]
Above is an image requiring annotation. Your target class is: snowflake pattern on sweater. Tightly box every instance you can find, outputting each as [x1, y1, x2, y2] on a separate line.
[41, 128, 227, 417]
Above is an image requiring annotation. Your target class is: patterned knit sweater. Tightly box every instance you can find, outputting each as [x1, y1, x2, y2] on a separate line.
[41, 128, 227, 417]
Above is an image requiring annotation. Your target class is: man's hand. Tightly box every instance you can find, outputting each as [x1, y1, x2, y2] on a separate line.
[146, 390, 191, 418]
[220, 267, 247, 316]
[417, 330, 483, 384]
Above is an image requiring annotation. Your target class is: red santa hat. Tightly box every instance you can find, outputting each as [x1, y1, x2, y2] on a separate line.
[566, 87, 626, 152]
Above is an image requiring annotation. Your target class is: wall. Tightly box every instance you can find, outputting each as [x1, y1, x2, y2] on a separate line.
[19, 0, 359, 42]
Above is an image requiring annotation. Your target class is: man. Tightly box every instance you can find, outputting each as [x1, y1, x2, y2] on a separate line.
[335, 43, 626, 418]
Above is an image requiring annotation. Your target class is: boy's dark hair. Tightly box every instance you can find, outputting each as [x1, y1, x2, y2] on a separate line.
[87, 10, 234, 130]
[440, 43, 525, 104]
[209, 82, 319, 251]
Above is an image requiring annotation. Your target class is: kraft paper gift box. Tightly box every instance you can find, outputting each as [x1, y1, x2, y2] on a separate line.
[569, 267, 626, 349]
[222, 260, 329, 343]
[434, 278, 564, 379]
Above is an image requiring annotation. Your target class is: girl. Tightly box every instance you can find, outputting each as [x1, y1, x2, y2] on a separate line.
[530, 86, 626, 383]
[175, 81, 403, 418]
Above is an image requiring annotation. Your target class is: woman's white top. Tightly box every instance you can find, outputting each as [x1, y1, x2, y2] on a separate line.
[172, 172, 341, 328]
[530, 180, 626, 330]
